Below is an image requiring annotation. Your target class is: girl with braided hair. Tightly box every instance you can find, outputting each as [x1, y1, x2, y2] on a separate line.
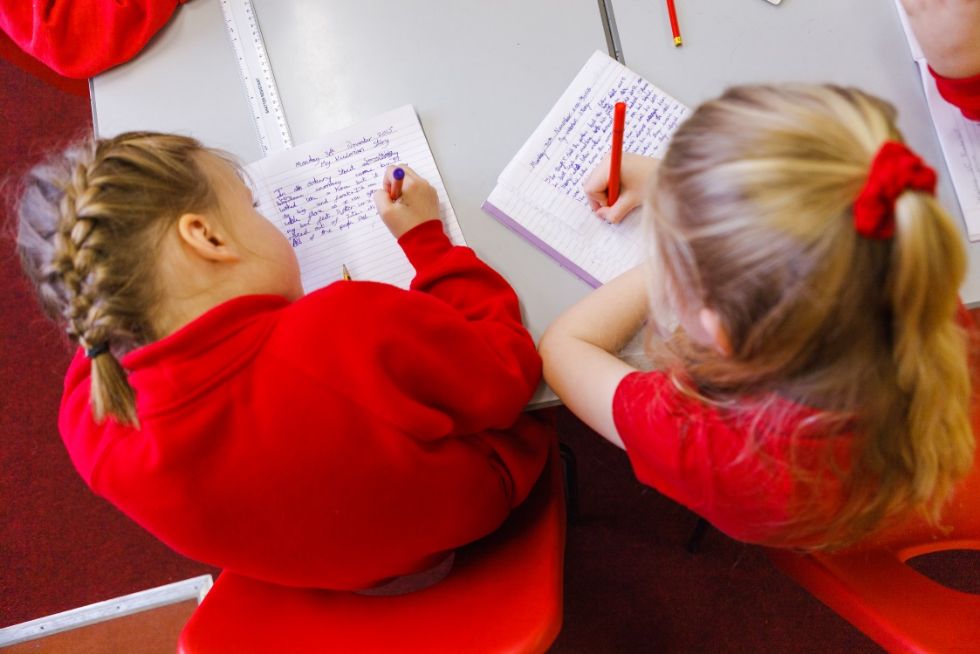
[16, 132, 551, 591]
[542, 85, 976, 550]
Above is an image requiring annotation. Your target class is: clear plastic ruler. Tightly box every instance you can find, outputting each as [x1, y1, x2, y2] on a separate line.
[219, 0, 292, 155]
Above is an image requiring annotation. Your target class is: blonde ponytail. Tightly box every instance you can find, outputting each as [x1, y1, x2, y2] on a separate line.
[17, 133, 220, 426]
[886, 191, 973, 514]
[647, 84, 974, 548]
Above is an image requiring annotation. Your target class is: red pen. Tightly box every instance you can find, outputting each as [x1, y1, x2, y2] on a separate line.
[608, 102, 627, 206]
[667, 0, 682, 47]
[389, 167, 405, 201]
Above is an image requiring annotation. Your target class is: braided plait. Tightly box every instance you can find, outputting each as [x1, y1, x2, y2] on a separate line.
[53, 153, 139, 423]
[17, 132, 219, 427]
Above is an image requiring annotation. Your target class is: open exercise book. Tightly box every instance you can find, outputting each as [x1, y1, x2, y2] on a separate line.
[483, 51, 690, 287]
[246, 105, 464, 291]
[894, 0, 980, 241]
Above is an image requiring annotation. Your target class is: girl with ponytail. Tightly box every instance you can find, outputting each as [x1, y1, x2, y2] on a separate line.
[541, 85, 975, 549]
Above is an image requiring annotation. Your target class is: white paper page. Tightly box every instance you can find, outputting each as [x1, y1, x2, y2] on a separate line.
[894, 0, 980, 240]
[486, 51, 690, 286]
[917, 60, 980, 240]
[247, 105, 464, 291]
[893, 0, 925, 62]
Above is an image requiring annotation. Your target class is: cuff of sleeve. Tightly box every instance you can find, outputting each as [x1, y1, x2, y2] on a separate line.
[397, 219, 454, 270]
[928, 66, 980, 120]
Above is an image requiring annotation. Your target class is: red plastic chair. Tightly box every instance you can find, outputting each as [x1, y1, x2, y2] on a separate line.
[768, 443, 980, 653]
[178, 440, 566, 654]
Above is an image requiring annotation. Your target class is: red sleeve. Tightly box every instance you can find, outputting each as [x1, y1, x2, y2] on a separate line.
[386, 219, 542, 436]
[281, 220, 542, 441]
[612, 371, 717, 511]
[0, 0, 185, 78]
[611, 370, 801, 542]
[929, 66, 980, 121]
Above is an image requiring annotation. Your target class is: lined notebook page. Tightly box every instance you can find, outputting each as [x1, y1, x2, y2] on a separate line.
[247, 105, 464, 291]
[483, 51, 690, 287]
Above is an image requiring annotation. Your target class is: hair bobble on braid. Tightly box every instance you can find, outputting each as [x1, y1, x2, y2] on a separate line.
[85, 342, 110, 359]
[852, 141, 937, 240]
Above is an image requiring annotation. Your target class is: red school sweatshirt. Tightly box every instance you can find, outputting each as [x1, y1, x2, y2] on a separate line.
[0, 0, 187, 79]
[930, 66, 980, 121]
[58, 220, 551, 590]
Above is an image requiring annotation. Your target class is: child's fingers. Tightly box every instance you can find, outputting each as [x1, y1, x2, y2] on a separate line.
[383, 163, 421, 184]
[381, 166, 396, 194]
[583, 155, 612, 209]
[382, 164, 428, 200]
[586, 185, 608, 212]
[596, 190, 640, 224]
[372, 188, 394, 215]
[398, 164, 422, 181]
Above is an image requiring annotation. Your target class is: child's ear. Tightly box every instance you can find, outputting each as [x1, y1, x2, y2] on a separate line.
[176, 213, 239, 263]
[699, 307, 733, 357]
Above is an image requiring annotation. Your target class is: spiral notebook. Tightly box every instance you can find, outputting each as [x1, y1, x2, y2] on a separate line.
[482, 51, 690, 287]
[247, 105, 465, 291]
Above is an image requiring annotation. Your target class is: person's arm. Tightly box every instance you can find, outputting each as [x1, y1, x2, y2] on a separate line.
[900, 0, 980, 79]
[366, 166, 541, 435]
[374, 165, 526, 327]
[539, 266, 649, 448]
[903, 0, 980, 119]
[0, 0, 186, 78]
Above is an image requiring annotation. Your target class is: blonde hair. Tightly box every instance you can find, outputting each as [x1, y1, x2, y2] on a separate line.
[648, 85, 974, 549]
[17, 132, 219, 426]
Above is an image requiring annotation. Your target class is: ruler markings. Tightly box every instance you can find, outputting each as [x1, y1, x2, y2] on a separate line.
[219, 0, 292, 156]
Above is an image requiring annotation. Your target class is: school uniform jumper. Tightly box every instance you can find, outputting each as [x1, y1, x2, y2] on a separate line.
[58, 220, 551, 590]
[613, 308, 977, 546]
[0, 0, 187, 78]
[930, 67, 980, 120]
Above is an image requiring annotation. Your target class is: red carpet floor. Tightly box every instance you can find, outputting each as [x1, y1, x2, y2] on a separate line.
[0, 36, 220, 629]
[4, 36, 974, 652]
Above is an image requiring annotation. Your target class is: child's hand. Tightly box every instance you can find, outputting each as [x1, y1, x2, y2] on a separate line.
[583, 153, 659, 224]
[901, 0, 980, 78]
[373, 165, 441, 239]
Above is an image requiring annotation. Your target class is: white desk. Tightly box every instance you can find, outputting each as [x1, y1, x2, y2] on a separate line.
[92, 0, 614, 406]
[90, 0, 980, 382]
[608, 0, 980, 305]
[91, 0, 611, 345]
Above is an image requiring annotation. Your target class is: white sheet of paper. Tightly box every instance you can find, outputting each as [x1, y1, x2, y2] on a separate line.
[485, 51, 690, 286]
[247, 105, 464, 291]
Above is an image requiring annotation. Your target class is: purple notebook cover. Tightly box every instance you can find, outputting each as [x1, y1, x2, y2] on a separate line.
[482, 200, 601, 289]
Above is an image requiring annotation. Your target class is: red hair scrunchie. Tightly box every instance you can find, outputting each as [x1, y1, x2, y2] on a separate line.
[852, 141, 937, 240]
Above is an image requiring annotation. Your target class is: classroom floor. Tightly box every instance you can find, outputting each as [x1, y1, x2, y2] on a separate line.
[3, 34, 975, 653]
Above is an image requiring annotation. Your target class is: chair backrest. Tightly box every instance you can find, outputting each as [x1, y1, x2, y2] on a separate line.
[178, 439, 565, 654]
[768, 343, 980, 653]
[848, 404, 980, 559]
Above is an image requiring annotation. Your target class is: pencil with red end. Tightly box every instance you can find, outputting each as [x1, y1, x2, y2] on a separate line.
[342, 264, 352, 281]
[608, 102, 627, 206]
[390, 167, 405, 201]
[667, 0, 682, 47]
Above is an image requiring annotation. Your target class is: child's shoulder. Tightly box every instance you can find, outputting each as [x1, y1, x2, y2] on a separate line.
[613, 369, 716, 423]
[271, 280, 457, 359]
[285, 280, 439, 324]
[612, 369, 831, 447]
